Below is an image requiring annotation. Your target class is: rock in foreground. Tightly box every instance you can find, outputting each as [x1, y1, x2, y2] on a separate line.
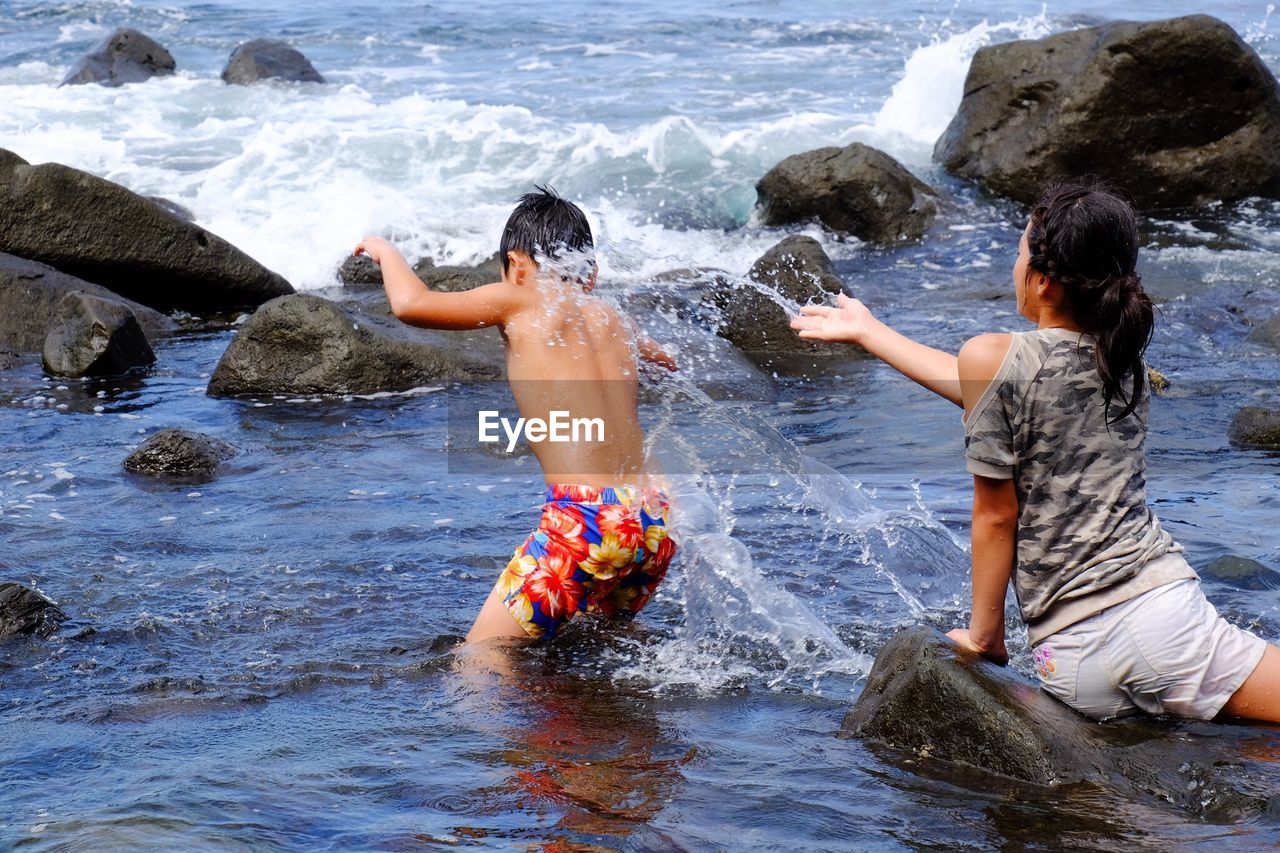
[222, 39, 325, 85]
[208, 294, 500, 396]
[757, 143, 939, 243]
[843, 626, 1279, 819]
[0, 252, 174, 351]
[1228, 406, 1280, 449]
[0, 583, 65, 640]
[42, 292, 155, 378]
[124, 429, 237, 480]
[709, 236, 856, 371]
[0, 149, 293, 312]
[61, 28, 175, 87]
[935, 15, 1280, 208]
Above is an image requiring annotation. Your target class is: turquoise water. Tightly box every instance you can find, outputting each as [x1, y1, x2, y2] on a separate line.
[3, 1, 1280, 848]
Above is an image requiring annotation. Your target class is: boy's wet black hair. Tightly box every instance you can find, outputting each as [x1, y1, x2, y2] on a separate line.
[499, 185, 594, 274]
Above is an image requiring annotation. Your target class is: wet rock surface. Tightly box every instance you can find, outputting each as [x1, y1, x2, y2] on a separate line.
[61, 28, 175, 87]
[843, 626, 1280, 820]
[42, 292, 155, 378]
[756, 143, 939, 243]
[207, 293, 501, 397]
[0, 149, 293, 312]
[222, 39, 325, 85]
[0, 252, 174, 351]
[123, 428, 237, 480]
[1249, 313, 1280, 349]
[0, 582, 66, 640]
[935, 15, 1280, 208]
[708, 236, 856, 370]
[1228, 406, 1280, 449]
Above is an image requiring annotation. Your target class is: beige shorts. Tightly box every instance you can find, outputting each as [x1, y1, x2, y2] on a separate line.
[1032, 579, 1268, 721]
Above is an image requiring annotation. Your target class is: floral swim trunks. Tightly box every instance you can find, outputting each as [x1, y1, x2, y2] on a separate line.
[499, 483, 676, 640]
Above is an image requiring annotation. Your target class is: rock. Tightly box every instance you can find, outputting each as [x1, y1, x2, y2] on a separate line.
[208, 294, 501, 396]
[935, 15, 1280, 209]
[705, 236, 855, 370]
[1248, 313, 1280, 349]
[222, 39, 325, 85]
[124, 428, 236, 480]
[1147, 366, 1170, 395]
[42, 292, 155, 378]
[339, 254, 384, 287]
[416, 254, 501, 293]
[1202, 556, 1280, 591]
[1228, 406, 1280, 449]
[61, 28, 175, 88]
[147, 196, 194, 222]
[0, 149, 293, 312]
[0, 252, 174, 352]
[843, 626, 1279, 819]
[756, 143, 940, 243]
[0, 582, 65, 640]
[0, 351, 19, 370]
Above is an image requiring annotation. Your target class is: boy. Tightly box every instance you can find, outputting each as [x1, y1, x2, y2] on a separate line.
[355, 187, 677, 644]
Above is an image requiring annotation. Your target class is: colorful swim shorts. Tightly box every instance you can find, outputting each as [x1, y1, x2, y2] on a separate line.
[499, 483, 676, 640]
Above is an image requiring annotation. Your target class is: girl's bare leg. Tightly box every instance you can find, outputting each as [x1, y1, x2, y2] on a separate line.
[1220, 644, 1280, 724]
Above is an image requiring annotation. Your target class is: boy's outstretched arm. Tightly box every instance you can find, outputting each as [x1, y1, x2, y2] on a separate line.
[355, 237, 521, 330]
[790, 293, 961, 406]
[638, 335, 678, 371]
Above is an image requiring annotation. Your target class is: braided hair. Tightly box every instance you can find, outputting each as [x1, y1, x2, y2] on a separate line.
[1026, 179, 1154, 422]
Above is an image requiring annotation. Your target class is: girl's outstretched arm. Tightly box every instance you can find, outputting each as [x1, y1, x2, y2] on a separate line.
[790, 294, 961, 405]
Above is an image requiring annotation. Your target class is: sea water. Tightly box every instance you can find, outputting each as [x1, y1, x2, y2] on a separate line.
[2, 1, 1280, 848]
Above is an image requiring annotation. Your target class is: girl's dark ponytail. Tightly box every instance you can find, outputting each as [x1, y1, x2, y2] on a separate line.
[1026, 180, 1155, 422]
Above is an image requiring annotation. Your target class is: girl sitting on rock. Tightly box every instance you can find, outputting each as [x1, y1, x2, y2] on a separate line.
[791, 179, 1280, 723]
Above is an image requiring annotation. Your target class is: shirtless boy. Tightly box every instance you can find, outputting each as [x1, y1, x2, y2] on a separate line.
[355, 187, 677, 644]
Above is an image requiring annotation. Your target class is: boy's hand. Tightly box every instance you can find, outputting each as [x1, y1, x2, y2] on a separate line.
[353, 236, 403, 267]
[790, 293, 878, 346]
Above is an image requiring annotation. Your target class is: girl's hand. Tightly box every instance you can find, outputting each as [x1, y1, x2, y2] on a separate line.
[354, 236, 402, 266]
[789, 293, 878, 345]
[947, 627, 1009, 666]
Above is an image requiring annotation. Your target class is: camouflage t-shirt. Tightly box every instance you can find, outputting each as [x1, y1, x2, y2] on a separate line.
[964, 327, 1193, 641]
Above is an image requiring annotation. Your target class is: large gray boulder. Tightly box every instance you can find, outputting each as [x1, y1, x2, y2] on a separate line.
[0, 252, 173, 352]
[0, 583, 65, 640]
[0, 149, 293, 312]
[935, 15, 1280, 209]
[222, 39, 325, 85]
[757, 143, 939, 243]
[1228, 406, 1280, 449]
[844, 626, 1279, 818]
[42, 292, 155, 378]
[208, 294, 500, 396]
[124, 428, 237, 480]
[706, 236, 855, 371]
[61, 28, 175, 87]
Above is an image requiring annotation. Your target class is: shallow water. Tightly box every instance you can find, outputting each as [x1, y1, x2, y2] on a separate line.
[4, 0, 1280, 849]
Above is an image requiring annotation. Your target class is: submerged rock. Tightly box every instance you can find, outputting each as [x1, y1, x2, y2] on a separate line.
[124, 429, 237, 480]
[708, 236, 855, 371]
[843, 626, 1280, 819]
[222, 39, 325, 85]
[1248, 313, 1280, 349]
[935, 15, 1280, 208]
[756, 143, 939, 243]
[0, 149, 293, 312]
[207, 293, 500, 396]
[42, 292, 155, 378]
[0, 582, 65, 640]
[1202, 555, 1280, 591]
[1228, 406, 1280, 449]
[61, 28, 175, 87]
[0, 252, 173, 352]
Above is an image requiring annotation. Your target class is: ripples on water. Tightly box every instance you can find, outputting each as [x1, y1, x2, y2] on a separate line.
[4, 0, 1280, 848]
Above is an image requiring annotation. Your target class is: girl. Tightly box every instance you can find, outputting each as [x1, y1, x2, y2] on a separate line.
[791, 180, 1280, 723]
